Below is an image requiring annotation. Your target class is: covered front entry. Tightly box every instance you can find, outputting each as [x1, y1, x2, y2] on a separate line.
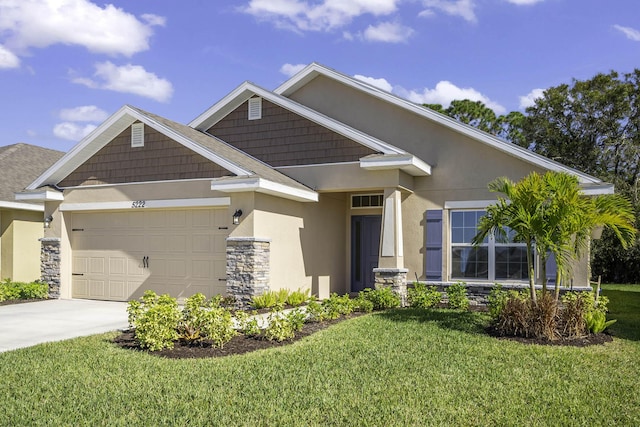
[70, 208, 229, 301]
[351, 215, 381, 292]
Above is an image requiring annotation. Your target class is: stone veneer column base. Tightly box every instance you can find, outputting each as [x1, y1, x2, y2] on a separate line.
[40, 237, 61, 299]
[373, 268, 408, 307]
[226, 237, 270, 308]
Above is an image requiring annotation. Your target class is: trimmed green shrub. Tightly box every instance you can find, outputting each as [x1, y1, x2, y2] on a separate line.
[305, 299, 327, 322]
[322, 293, 355, 319]
[407, 282, 441, 309]
[446, 282, 469, 310]
[128, 291, 180, 351]
[286, 308, 306, 332]
[359, 287, 401, 310]
[0, 280, 48, 301]
[353, 295, 374, 313]
[235, 310, 261, 337]
[264, 310, 295, 342]
[179, 293, 236, 347]
[487, 284, 510, 318]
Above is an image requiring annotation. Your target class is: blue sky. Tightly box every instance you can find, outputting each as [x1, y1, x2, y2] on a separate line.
[1, 0, 639, 152]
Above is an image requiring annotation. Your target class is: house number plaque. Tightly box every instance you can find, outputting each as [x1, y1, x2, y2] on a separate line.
[131, 200, 146, 208]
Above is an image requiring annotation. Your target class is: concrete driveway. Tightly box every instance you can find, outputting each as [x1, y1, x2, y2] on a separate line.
[0, 299, 129, 353]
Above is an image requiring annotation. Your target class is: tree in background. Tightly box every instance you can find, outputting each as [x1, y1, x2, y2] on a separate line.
[425, 70, 640, 283]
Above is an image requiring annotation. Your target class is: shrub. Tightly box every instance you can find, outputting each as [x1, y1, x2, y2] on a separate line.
[305, 299, 327, 322]
[353, 295, 374, 313]
[264, 310, 295, 342]
[446, 282, 469, 310]
[0, 280, 48, 301]
[128, 291, 181, 351]
[560, 292, 589, 338]
[274, 289, 290, 306]
[251, 291, 278, 309]
[487, 284, 510, 318]
[530, 292, 558, 340]
[179, 293, 236, 347]
[494, 291, 532, 337]
[286, 309, 306, 332]
[322, 293, 354, 319]
[286, 289, 310, 307]
[359, 287, 401, 310]
[235, 310, 261, 337]
[407, 282, 441, 309]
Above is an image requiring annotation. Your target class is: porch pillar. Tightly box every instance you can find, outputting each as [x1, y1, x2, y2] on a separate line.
[376, 188, 407, 304]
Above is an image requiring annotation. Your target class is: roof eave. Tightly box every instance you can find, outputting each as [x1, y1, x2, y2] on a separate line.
[211, 177, 318, 202]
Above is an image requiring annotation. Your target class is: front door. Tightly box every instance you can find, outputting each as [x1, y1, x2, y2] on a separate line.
[351, 215, 382, 292]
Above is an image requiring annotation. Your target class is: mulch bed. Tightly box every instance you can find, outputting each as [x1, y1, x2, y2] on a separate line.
[113, 314, 364, 359]
[486, 327, 614, 347]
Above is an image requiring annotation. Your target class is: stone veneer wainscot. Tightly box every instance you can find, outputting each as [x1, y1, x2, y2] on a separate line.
[40, 237, 61, 299]
[226, 237, 271, 308]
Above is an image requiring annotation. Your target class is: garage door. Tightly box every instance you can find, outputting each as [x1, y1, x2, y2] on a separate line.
[71, 208, 229, 301]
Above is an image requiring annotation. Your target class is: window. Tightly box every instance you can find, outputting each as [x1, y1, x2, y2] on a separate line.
[351, 194, 383, 209]
[450, 210, 528, 281]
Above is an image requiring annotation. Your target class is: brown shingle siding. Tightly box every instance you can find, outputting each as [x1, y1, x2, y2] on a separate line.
[206, 99, 375, 167]
[59, 126, 234, 187]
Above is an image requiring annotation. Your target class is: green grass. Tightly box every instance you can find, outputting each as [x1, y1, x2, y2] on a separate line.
[1, 289, 639, 426]
[601, 283, 640, 341]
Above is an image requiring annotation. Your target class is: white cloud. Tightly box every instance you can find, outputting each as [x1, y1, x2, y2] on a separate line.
[613, 25, 640, 41]
[362, 21, 414, 43]
[420, 0, 477, 23]
[53, 122, 97, 141]
[241, 0, 400, 32]
[397, 80, 506, 114]
[0, 0, 164, 65]
[506, 0, 545, 5]
[0, 44, 20, 68]
[280, 63, 307, 77]
[59, 105, 109, 122]
[354, 74, 394, 92]
[519, 88, 544, 109]
[73, 61, 173, 102]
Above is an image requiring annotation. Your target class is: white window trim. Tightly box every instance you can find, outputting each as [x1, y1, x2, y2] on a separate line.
[449, 209, 529, 283]
[351, 193, 384, 209]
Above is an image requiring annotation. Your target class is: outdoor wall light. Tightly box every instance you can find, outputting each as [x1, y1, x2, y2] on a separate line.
[44, 215, 53, 228]
[232, 209, 243, 225]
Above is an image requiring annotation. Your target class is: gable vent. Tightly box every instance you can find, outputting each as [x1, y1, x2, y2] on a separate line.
[131, 122, 144, 147]
[248, 97, 262, 120]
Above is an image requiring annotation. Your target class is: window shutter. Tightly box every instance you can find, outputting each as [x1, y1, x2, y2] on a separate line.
[425, 210, 443, 280]
[131, 123, 144, 147]
[248, 97, 262, 120]
[545, 252, 557, 285]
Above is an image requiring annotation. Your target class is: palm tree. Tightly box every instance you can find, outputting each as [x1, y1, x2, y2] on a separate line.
[473, 171, 637, 305]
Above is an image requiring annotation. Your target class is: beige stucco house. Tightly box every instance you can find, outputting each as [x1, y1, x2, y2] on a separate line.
[1, 143, 64, 282]
[19, 64, 611, 303]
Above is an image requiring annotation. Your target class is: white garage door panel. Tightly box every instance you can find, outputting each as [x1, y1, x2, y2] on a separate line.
[71, 209, 229, 301]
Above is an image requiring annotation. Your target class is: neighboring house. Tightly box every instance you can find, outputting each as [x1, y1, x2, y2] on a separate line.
[18, 64, 611, 304]
[0, 143, 64, 282]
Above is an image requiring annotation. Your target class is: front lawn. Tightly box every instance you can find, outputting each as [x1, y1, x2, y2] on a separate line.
[1, 288, 639, 426]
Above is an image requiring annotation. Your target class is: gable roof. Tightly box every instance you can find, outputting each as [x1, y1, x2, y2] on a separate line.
[0, 143, 64, 210]
[189, 81, 405, 156]
[25, 106, 317, 202]
[274, 63, 607, 188]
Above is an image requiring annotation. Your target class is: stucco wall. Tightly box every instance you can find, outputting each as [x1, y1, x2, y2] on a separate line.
[254, 192, 347, 298]
[0, 209, 44, 282]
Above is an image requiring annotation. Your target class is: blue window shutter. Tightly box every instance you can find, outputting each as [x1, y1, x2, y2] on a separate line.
[425, 210, 443, 280]
[545, 252, 557, 285]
